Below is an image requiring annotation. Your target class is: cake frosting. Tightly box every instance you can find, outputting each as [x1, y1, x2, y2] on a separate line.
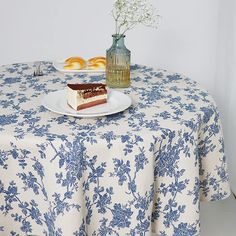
[67, 83, 107, 110]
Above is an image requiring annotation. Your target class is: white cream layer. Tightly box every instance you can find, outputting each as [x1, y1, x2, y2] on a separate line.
[67, 87, 107, 110]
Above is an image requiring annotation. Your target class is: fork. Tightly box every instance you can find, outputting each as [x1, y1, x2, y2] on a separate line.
[33, 61, 43, 76]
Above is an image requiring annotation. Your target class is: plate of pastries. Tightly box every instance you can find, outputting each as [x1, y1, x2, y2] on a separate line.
[53, 56, 106, 73]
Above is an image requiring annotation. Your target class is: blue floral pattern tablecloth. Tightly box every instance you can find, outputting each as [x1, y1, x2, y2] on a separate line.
[0, 62, 231, 236]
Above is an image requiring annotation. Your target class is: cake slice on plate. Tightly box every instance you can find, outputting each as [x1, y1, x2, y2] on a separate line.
[67, 83, 108, 110]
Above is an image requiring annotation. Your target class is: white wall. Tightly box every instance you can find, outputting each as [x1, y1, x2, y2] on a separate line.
[0, 0, 219, 91]
[214, 0, 236, 193]
[0, 0, 113, 64]
[0, 0, 235, 191]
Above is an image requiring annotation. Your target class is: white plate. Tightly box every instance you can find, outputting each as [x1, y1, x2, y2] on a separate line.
[53, 60, 105, 73]
[42, 90, 132, 117]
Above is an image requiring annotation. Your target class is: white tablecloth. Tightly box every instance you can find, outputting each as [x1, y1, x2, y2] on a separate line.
[0, 62, 231, 236]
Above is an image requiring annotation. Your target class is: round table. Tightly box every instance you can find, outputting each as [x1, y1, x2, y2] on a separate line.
[0, 62, 231, 236]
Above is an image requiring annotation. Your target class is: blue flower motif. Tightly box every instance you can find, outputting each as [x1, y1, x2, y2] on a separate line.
[111, 203, 133, 228]
[20, 220, 32, 233]
[3, 77, 21, 84]
[173, 222, 198, 236]
[0, 114, 18, 126]
[111, 159, 131, 185]
[32, 159, 44, 178]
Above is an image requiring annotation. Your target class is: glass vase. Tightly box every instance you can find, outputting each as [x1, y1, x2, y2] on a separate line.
[106, 34, 131, 88]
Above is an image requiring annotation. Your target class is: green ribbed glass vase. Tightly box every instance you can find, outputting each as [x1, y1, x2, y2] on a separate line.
[106, 34, 131, 88]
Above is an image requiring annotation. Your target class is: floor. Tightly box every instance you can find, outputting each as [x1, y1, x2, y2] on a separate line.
[200, 193, 236, 236]
[152, 193, 236, 236]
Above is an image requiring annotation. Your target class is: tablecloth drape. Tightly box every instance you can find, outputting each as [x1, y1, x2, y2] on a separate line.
[0, 62, 231, 236]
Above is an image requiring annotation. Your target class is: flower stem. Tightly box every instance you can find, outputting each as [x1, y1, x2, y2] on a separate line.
[115, 19, 118, 34]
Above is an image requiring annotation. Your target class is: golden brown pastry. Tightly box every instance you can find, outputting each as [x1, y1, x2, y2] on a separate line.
[65, 57, 86, 64]
[64, 57, 86, 70]
[64, 62, 85, 70]
[87, 56, 106, 70]
[88, 56, 106, 65]
[87, 62, 106, 70]
[63, 56, 106, 70]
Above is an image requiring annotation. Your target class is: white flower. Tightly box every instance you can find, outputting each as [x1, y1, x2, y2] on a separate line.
[112, 0, 159, 35]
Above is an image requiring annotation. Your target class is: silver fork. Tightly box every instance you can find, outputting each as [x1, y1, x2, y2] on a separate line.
[33, 61, 43, 76]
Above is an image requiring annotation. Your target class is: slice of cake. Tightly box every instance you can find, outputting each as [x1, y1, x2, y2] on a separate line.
[67, 83, 107, 110]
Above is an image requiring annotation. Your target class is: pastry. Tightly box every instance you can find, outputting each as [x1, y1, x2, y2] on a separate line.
[87, 57, 106, 70]
[64, 57, 86, 70]
[87, 61, 106, 70]
[88, 56, 106, 65]
[65, 57, 86, 65]
[67, 83, 107, 110]
[63, 56, 106, 71]
[64, 62, 85, 70]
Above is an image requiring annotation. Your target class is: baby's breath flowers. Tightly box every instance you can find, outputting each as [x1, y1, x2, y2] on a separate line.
[112, 0, 159, 35]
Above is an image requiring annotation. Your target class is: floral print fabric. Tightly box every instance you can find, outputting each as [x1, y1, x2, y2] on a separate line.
[0, 63, 231, 236]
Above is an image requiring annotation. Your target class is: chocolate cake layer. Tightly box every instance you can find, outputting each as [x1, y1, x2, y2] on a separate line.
[77, 99, 107, 110]
[83, 90, 106, 99]
[67, 83, 107, 91]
